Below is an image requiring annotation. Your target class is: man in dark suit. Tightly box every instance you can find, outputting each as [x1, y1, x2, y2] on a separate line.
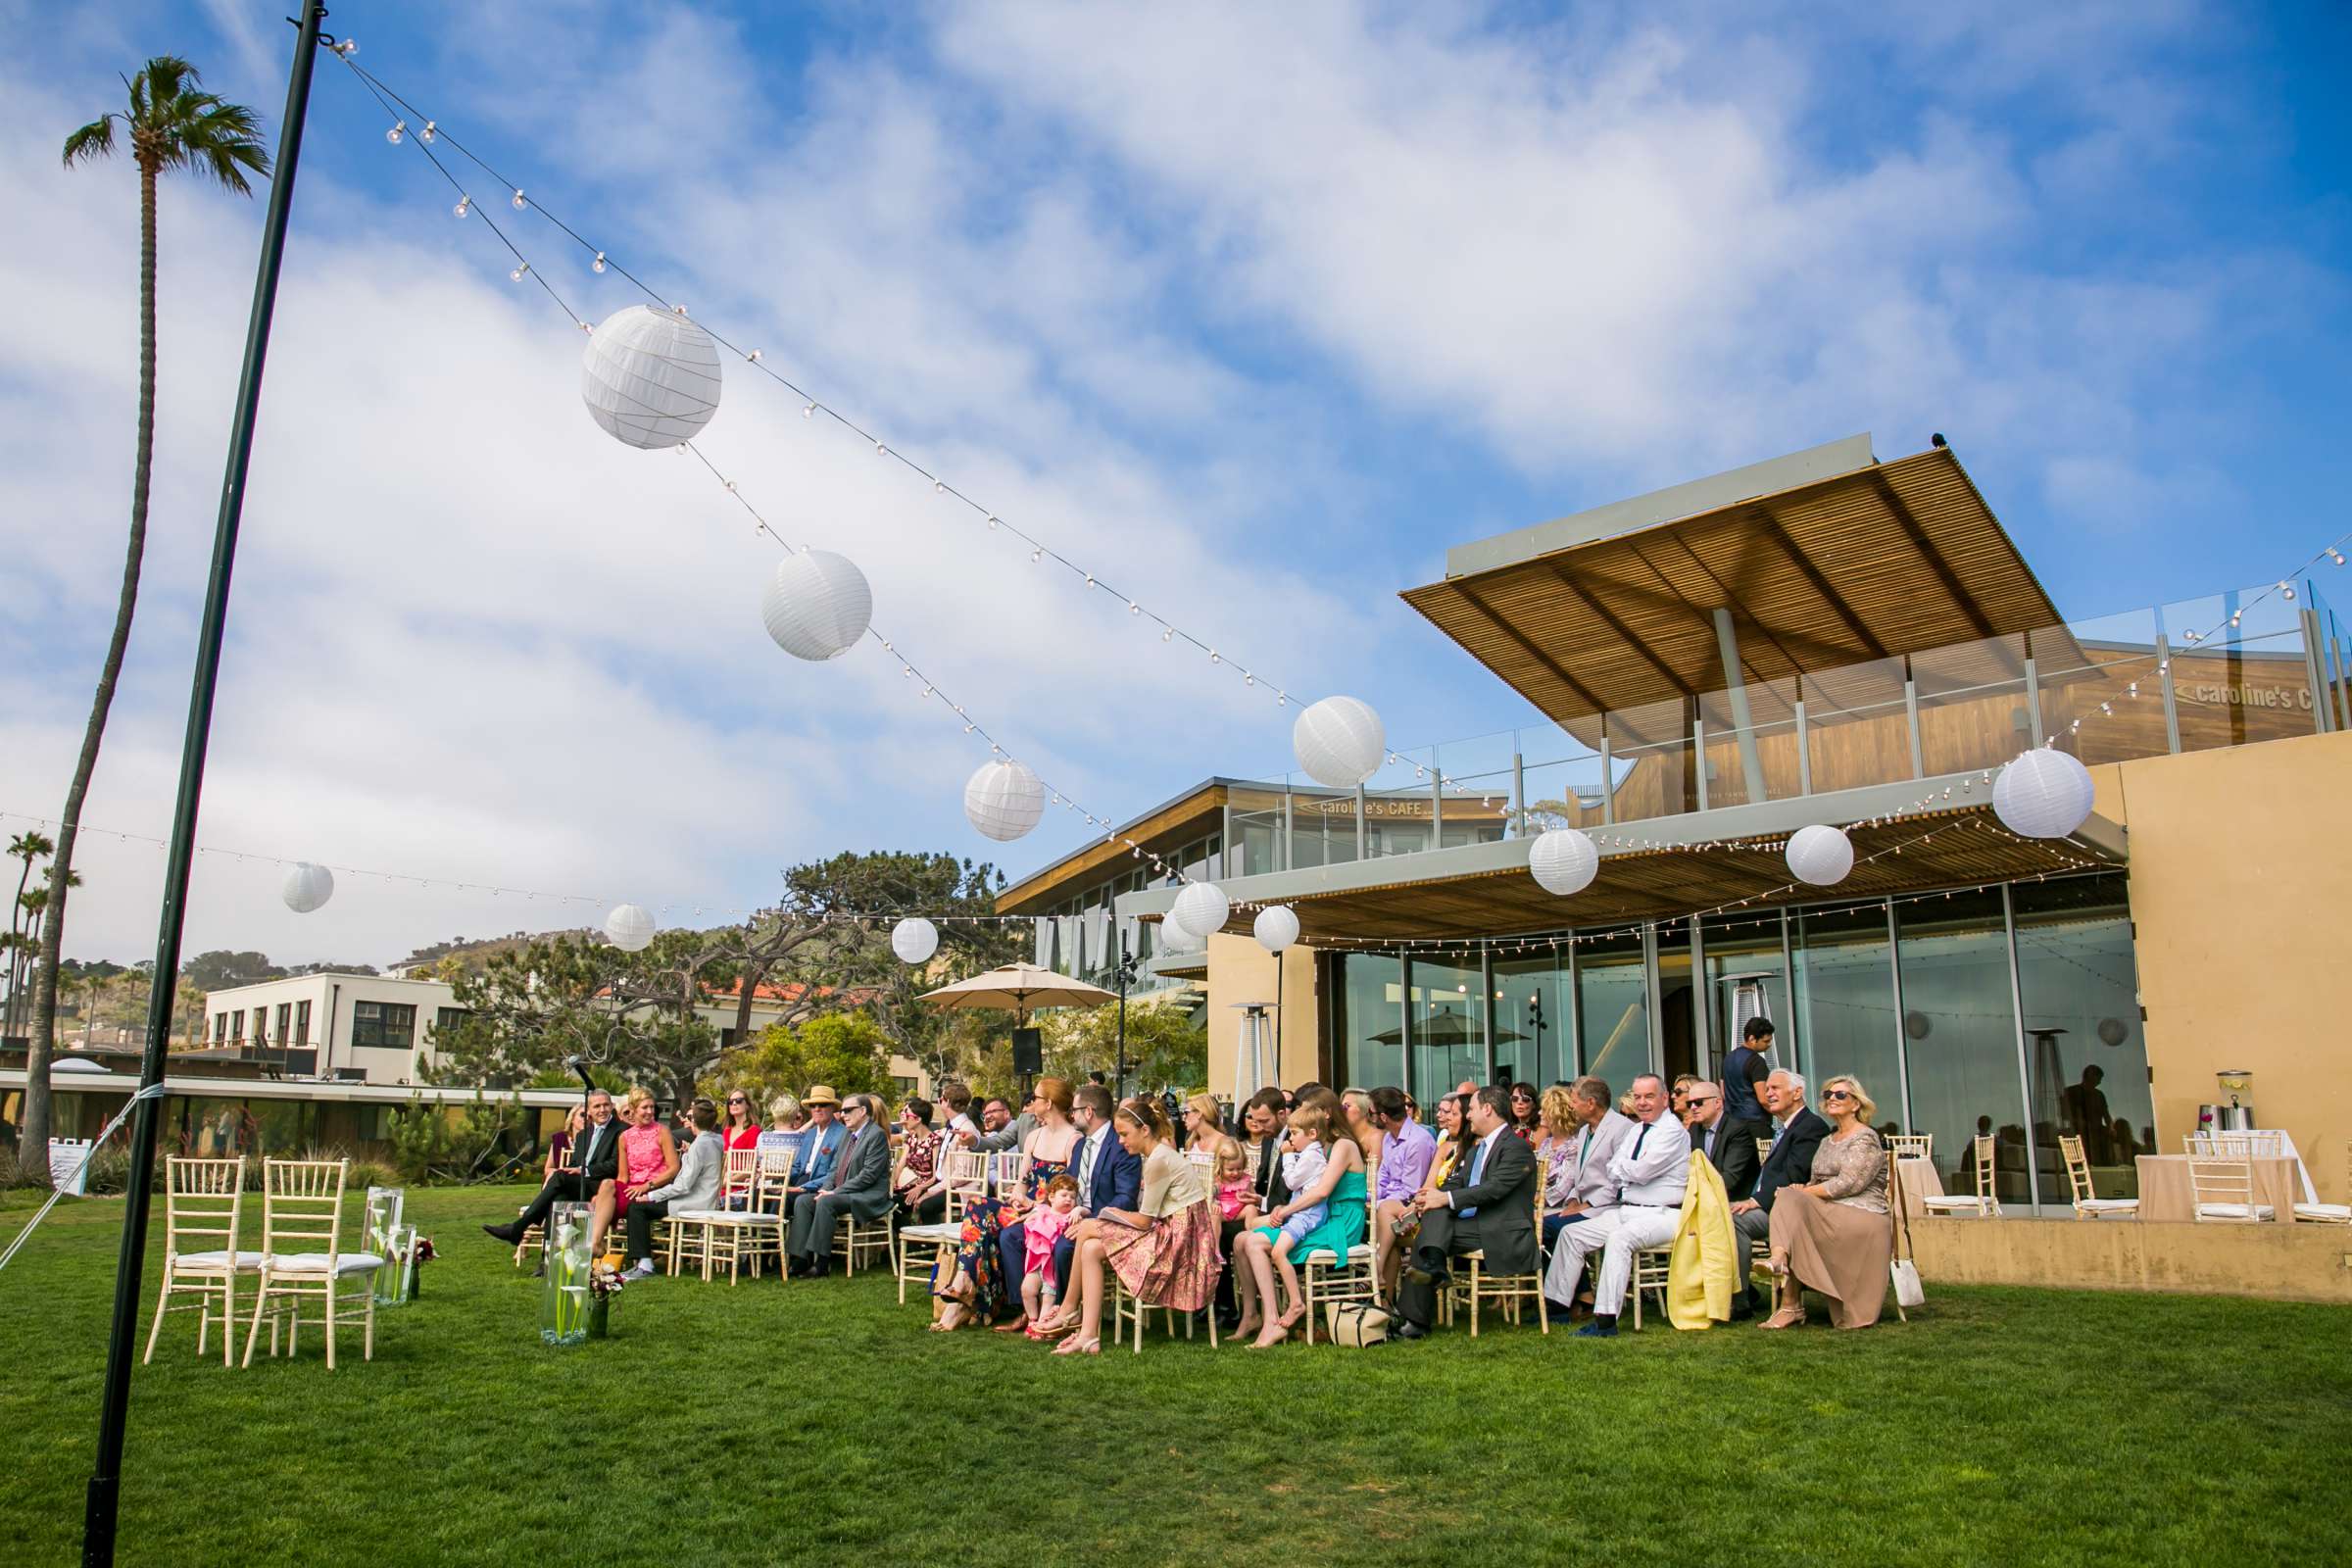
[1685, 1079, 1767, 1203]
[993, 1083, 1140, 1326]
[1216, 1087, 1293, 1329]
[1730, 1068, 1830, 1318]
[483, 1088, 621, 1245]
[787, 1093, 895, 1277]
[1393, 1085, 1541, 1339]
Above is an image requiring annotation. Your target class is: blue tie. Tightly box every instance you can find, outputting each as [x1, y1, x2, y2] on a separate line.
[1463, 1137, 1490, 1218]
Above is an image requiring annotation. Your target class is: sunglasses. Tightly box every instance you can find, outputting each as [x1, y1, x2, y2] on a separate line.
[727, 1097, 747, 1104]
[1822, 1089, 1855, 1102]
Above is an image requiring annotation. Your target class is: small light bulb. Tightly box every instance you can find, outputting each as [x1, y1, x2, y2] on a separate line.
[875, 441, 887, 456]
[2331, 549, 2346, 565]
[592, 252, 608, 273]
[511, 262, 528, 281]
[419, 121, 436, 144]
[1209, 651, 1221, 663]
[512, 189, 526, 210]
[963, 723, 974, 734]
[1245, 673, 1255, 686]
[1127, 602, 1139, 614]
[803, 404, 814, 418]
[920, 685, 933, 698]
[1278, 693, 1289, 706]
[336, 38, 359, 58]
[985, 515, 998, 529]
[2230, 612, 2242, 626]
[1161, 628, 1173, 642]
[386, 121, 406, 145]
[2282, 585, 2296, 602]
[453, 195, 470, 219]
[1030, 549, 1043, 564]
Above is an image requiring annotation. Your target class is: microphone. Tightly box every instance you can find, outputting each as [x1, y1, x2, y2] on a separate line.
[566, 1054, 594, 1089]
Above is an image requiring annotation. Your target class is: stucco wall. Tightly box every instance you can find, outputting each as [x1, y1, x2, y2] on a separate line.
[1202, 936, 1320, 1098]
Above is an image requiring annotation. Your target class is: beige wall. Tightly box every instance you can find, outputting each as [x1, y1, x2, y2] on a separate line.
[2100, 729, 2352, 1204]
[1915, 1215, 2352, 1303]
[1202, 936, 1322, 1100]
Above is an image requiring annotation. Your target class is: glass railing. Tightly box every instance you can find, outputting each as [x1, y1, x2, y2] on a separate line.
[1217, 575, 2338, 867]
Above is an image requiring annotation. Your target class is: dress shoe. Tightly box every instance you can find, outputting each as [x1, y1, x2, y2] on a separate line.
[808, 1258, 831, 1279]
[1391, 1320, 1431, 1342]
[482, 1221, 524, 1245]
[1575, 1320, 1618, 1339]
[1542, 1298, 1578, 1321]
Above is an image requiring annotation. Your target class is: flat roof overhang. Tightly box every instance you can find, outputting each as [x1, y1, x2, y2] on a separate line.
[1116, 771, 2125, 944]
[1400, 439, 2071, 738]
[0, 1071, 587, 1109]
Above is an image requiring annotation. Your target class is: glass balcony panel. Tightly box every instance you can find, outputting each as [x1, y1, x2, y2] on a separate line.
[1911, 632, 2034, 777]
[1797, 657, 1912, 794]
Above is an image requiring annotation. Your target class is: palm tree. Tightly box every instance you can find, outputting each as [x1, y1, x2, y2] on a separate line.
[3, 830, 52, 1033]
[18, 60, 270, 1181]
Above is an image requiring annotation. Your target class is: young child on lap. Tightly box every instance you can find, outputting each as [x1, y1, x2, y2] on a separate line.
[1018, 1176, 1081, 1330]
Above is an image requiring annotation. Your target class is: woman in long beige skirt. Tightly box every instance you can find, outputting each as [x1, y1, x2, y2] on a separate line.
[1764, 1074, 1890, 1330]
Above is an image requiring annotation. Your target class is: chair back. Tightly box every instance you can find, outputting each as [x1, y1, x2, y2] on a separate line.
[2184, 1132, 2265, 1158]
[1968, 1135, 1997, 1200]
[2056, 1134, 2097, 1205]
[938, 1147, 991, 1220]
[1887, 1133, 1934, 1164]
[720, 1148, 761, 1206]
[165, 1157, 245, 1260]
[261, 1158, 349, 1260]
[991, 1152, 1032, 1196]
[2187, 1156, 2259, 1222]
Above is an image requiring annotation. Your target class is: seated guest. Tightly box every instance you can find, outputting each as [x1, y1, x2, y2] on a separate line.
[717, 1091, 762, 1152]
[1544, 1074, 1690, 1338]
[781, 1087, 849, 1201]
[786, 1093, 894, 1278]
[757, 1094, 805, 1147]
[1340, 1088, 1385, 1176]
[967, 1092, 1037, 1154]
[934, 1079, 1081, 1332]
[1685, 1078, 1766, 1204]
[1671, 1074, 1700, 1126]
[1509, 1082, 1542, 1142]
[544, 1104, 586, 1180]
[587, 1087, 677, 1261]
[1042, 1097, 1222, 1355]
[894, 1098, 944, 1223]
[937, 1080, 981, 1144]
[1235, 1101, 1365, 1347]
[1368, 1086, 1437, 1291]
[623, 1097, 723, 1279]
[1216, 1088, 1291, 1330]
[485, 1089, 622, 1248]
[1392, 1086, 1541, 1340]
[1545, 1076, 1636, 1255]
[1729, 1069, 1830, 1317]
[1533, 1084, 1584, 1248]
[1016, 1175, 1083, 1330]
[1763, 1075, 1890, 1329]
[1379, 1089, 1473, 1296]
[1184, 1092, 1241, 1179]
[1023, 1082, 1142, 1327]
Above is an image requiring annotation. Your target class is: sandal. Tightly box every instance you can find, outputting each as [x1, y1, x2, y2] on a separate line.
[1051, 1334, 1101, 1356]
[1759, 1305, 1807, 1331]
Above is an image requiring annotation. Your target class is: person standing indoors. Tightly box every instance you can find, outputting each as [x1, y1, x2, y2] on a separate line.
[1543, 1074, 1690, 1338]
[1722, 1017, 1777, 1127]
[1728, 1069, 1829, 1318]
[1762, 1075, 1891, 1330]
[1391, 1086, 1541, 1340]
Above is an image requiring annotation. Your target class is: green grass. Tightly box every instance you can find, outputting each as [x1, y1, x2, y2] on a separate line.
[1, 1186, 2346, 1566]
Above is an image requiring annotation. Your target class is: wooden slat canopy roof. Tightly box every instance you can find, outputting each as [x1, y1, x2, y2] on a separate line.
[1152, 807, 2119, 945]
[1400, 443, 2068, 735]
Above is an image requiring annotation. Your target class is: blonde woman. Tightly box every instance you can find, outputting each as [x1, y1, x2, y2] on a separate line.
[1341, 1087, 1386, 1181]
[1183, 1092, 1239, 1175]
[589, 1087, 677, 1260]
[1763, 1074, 1891, 1331]
[1535, 1084, 1585, 1248]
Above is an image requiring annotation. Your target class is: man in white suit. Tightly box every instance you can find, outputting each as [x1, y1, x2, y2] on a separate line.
[1544, 1073, 1690, 1339]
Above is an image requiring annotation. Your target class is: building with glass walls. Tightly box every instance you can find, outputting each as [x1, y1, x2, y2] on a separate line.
[1002, 435, 2352, 1215]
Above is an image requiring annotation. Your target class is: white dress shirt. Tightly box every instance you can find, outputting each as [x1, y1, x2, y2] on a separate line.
[1605, 1113, 1691, 1207]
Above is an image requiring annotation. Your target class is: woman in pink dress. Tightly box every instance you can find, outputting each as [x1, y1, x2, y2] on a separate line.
[590, 1087, 677, 1258]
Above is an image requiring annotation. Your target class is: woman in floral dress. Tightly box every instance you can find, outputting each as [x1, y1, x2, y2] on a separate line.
[931, 1076, 1079, 1330]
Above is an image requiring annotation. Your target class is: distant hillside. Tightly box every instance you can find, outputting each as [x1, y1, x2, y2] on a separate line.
[390, 927, 596, 978]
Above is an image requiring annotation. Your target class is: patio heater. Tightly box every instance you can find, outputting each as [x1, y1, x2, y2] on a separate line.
[1230, 1001, 1277, 1102]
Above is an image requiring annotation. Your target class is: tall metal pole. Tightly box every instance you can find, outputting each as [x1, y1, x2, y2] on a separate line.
[82, 10, 326, 1563]
[1113, 940, 1128, 1101]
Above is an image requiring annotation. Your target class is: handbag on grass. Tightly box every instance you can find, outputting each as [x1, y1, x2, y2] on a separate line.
[1327, 1300, 1391, 1348]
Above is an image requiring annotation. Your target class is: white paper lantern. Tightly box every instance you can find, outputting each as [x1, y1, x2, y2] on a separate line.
[1785, 823, 1855, 887]
[760, 550, 872, 662]
[891, 916, 940, 965]
[963, 760, 1045, 842]
[1293, 696, 1387, 789]
[1253, 905, 1300, 954]
[1527, 827, 1599, 897]
[604, 903, 657, 952]
[281, 861, 334, 914]
[1169, 880, 1232, 940]
[580, 305, 722, 449]
[1155, 917, 1200, 955]
[1992, 748, 2096, 839]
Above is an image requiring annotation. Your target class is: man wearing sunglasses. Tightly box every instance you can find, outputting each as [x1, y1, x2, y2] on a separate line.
[1727, 1067, 1829, 1318]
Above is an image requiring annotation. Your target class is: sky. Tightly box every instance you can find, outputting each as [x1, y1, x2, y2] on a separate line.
[3, 0, 2347, 968]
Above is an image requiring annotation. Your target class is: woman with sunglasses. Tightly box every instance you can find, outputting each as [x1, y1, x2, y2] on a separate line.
[717, 1091, 762, 1152]
[1508, 1082, 1542, 1142]
[1761, 1074, 1891, 1330]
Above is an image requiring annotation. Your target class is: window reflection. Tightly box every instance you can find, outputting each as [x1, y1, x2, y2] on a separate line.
[1895, 889, 2029, 1203]
[2013, 873, 2151, 1200]
[1577, 930, 1649, 1100]
[1792, 904, 1900, 1100]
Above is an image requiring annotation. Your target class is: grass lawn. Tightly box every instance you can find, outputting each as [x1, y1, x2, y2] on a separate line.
[1, 1185, 2347, 1566]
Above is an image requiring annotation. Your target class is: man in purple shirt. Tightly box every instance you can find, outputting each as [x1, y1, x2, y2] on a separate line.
[1369, 1086, 1438, 1291]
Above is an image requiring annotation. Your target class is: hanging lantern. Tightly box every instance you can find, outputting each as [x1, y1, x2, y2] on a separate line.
[1785, 823, 1855, 887]
[963, 760, 1045, 842]
[1253, 905, 1300, 954]
[1527, 827, 1598, 897]
[1292, 696, 1386, 788]
[1169, 880, 1232, 941]
[604, 903, 657, 952]
[760, 550, 872, 662]
[281, 861, 335, 914]
[1155, 916, 1201, 955]
[1992, 748, 2095, 838]
[2096, 1016, 2130, 1048]
[579, 305, 722, 449]
[891, 916, 940, 965]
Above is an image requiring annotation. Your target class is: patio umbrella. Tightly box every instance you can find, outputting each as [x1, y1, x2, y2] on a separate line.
[1368, 1012, 1525, 1048]
[918, 962, 1115, 1025]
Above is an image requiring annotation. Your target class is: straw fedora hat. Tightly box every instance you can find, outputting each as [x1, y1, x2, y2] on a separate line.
[803, 1084, 841, 1107]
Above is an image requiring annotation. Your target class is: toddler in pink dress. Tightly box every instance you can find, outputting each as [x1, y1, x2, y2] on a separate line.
[1020, 1176, 1083, 1322]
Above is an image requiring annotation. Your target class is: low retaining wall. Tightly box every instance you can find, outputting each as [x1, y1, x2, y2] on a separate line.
[1913, 1216, 2352, 1304]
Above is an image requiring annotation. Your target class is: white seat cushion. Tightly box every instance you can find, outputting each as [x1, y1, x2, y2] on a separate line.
[668, 1209, 778, 1226]
[2193, 1203, 2275, 1221]
[2290, 1202, 2349, 1223]
[2075, 1199, 2139, 1215]
[1922, 1196, 1992, 1212]
[898, 1223, 962, 1245]
[176, 1250, 266, 1271]
[267, 1251, 384, 1276]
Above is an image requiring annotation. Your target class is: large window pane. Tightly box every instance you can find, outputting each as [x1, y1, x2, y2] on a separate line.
[1489, 952, 1567, 1088]
[2012, 873, 2153, 1200]
[1333, 953, 1403, 1090]
[1577, 930, 1649, 1102]
[1895, 888, 2029, 1204]
[1409, 955, 1485, 1097]
[1700, 910, 1788, 1083]
[1792, 904, 1899, 1101]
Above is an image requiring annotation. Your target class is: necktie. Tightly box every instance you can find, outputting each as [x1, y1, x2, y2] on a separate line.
[1462, 1136, 1490, 1218]
[1619, 1123, 1648, 1204]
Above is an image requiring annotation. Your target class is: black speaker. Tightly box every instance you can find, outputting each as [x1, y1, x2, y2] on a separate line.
[1011, 1027, 1043, 1074]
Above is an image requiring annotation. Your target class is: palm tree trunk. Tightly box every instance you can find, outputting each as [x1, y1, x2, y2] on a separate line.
[22, 160, 161, 1183]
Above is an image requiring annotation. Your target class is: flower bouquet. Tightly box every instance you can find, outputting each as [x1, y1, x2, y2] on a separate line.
[539, 1203, 595, 1347]
[587, 1261, 626, 1340]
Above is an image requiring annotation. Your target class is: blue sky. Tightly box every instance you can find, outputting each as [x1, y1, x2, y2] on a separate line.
[4, 0, 2347, 964]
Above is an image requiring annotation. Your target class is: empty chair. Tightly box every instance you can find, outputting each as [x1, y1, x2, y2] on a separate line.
[1922, 1135, 2001, 1218]
[2291, 1141, 2348, 1225]
[143, 1157, 259, 1366]
[2187, 1157, 2274, 1223]
[244, 1158, 381, 1369]
[896, 1146, 987, 1305]
[2057, 1134, 2138, 1221]
[1886, 1133, 1934, 1165]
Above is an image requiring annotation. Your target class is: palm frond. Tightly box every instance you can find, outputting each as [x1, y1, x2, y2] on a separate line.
[61, 114, 119, 167]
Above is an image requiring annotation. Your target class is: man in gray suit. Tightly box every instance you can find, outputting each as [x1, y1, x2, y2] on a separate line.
[787, 1093, 894, 1277]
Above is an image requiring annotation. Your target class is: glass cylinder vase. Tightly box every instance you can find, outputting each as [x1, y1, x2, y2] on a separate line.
[539, 1201, 593, 1347]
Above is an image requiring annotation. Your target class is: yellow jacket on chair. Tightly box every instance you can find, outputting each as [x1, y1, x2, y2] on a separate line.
[1666, 1148, 1738, 1329]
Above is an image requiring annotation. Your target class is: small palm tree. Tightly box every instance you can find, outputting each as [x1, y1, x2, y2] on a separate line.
[4, 831, 53, 1032]
[18, 59, 269, 1180]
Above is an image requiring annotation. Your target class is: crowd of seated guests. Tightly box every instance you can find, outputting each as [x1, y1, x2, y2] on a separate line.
[483, 1046, 1896, 1342]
